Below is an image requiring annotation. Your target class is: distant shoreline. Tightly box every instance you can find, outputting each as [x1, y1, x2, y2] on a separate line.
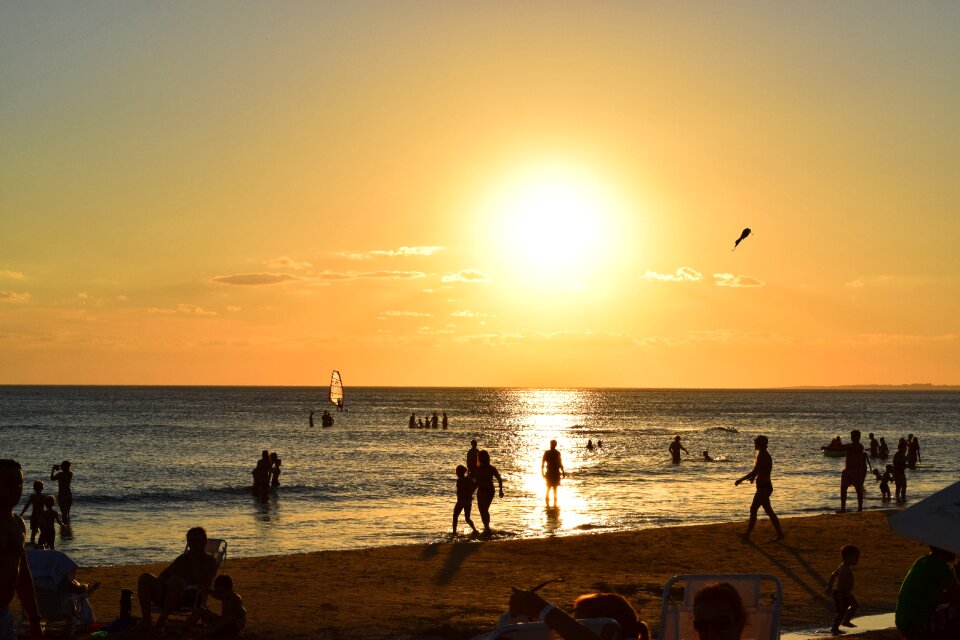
[2, 383, 959, 390]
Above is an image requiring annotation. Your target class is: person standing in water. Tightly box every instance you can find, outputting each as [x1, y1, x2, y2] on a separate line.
[442, 412, 448, 429]
[541, 440, 565, 507]
[735, 435, 784, 541]
[893, 439, 908, 502]
[309, 411, 314, 428]
[840, 430, 871, 513]
[906, 434, 921, 469]
[868, 433, 879, 458]
[50, 461, 73, 524]
[669, 436, 688, 464]
[474, 450, 503, 535]
[466, 440, 480, 477]
[878, 437, 889, 460]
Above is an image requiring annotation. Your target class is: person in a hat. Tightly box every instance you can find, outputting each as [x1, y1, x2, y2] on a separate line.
[735, 435, 785, 541]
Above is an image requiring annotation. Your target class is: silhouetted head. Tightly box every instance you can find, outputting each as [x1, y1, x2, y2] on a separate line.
[674, 435, 681, 442]
[270, 452, 278, 462]
[261, 450, 269, 460]
[850, 430, 861, 442]
[754, 435, 768, 449]
[841, 544, 860, 564]
[456, 465, 467, 478]
[44, 495, 56, 509]
[0, 460, 24, 511]
[693, 582, 746, 640]
[880, 437, 886, 444]
[574, 593, 648, 640]
[550, 440, 557, 449]
[61, 461, 71, 471]
[478, 450, 491, 466]
[213, 574, 234, 593]
[186, 526, 208, 552]
[868, 433, 875, 439]
[470, 440, 477, 448]
[33, 480, 43, 493]
[907, 433, 914, 440]
[898, 438, 907, 451]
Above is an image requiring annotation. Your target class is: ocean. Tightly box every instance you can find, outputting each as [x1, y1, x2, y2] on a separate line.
[2, 386, 958, 567]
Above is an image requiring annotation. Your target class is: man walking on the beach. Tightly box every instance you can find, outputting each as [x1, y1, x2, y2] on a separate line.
[541, 440, 565, 507]
[735, 435, 785, 541]
[1, 459, 44, 640]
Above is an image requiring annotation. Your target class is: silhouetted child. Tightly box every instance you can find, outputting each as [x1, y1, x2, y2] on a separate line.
[184, 574, 246, 639]
[703, 450, 714, 462]
[452, 465, 478, 535]
[825, 544, 859, 635]
[269, 453, 281, 487]
[19, 480, 44, 546]
[873, 465, 893, 501]
[37, 495, 63, 549]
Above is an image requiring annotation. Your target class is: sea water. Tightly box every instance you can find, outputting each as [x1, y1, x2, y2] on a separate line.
[2, 386, 958, 567]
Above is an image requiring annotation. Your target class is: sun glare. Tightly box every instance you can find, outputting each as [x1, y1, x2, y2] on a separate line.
[483, 164, 625, 288]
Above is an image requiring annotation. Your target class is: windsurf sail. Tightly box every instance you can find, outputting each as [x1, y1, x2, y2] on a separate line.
[329, 370, 344, 407]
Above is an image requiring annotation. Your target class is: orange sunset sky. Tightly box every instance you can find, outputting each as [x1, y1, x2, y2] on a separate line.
[2, 3, 959, 387]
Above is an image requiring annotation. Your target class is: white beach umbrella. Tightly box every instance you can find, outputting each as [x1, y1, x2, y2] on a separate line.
[888, 480, 960, 555]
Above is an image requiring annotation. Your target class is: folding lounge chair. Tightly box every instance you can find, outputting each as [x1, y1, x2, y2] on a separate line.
[480, 617, 623, 640]
[154, 538, 228, 621]
[658, 574, 782, 640]
[24, 549, 82, 638]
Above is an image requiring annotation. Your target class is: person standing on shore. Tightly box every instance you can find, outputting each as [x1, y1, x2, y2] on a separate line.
[735, 435, 784, 541]
[825, 544, 860, 635]
[541, 440, 566, 507]
[669, 436, 688, 464]
[1, 459, 44, 640]
[840, 430, 870, 513]
[474, 450, 503, 536]
[50, 461, 73, 524]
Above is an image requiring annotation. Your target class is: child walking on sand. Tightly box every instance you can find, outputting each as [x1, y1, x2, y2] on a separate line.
[19, 480, 44, 546]
[184, 574, 246, 639]
[452, 465, 478, 535]
[825, 544, 860, 635]
[37, 494, 63, 549]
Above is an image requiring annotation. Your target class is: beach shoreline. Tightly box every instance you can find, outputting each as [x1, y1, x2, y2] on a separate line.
[18, 510, 920, 639]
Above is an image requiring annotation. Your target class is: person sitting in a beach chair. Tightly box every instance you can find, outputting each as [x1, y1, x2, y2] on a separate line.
[137, 526, 219, 633]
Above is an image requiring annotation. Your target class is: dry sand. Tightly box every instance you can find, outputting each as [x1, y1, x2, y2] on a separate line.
[55, 511, 922, 639]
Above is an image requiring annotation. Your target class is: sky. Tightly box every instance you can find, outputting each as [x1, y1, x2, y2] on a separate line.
[2, 2, 959, 387]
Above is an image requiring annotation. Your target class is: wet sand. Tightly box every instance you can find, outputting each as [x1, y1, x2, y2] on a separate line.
[48, 511, 920, 638]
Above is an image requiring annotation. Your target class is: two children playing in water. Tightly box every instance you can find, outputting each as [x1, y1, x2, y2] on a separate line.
[19, 480, 64, 549]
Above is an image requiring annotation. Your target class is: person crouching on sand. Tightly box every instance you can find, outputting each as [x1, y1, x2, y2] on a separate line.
[452, 465, 478, 536]
[183, 574, 246, 639]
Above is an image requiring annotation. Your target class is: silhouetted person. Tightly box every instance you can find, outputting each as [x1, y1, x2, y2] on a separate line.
[893, 439, 908, 502]
[735, 435, 784, 541]
[474, 450, 503, 535]
[586, 439, 594, 452]
[19, 481, 44, 546]
[50, 460, 73, 523]
[541, 440, 565, 507]
[408, 413, 416, 429]
[137, 526, 218, 633]
[693, 582, 746, 640]
[906, 434, 921, 469]
[874, 464, 893, 501]
[669, 435, 688, 463]
[466, 440, 480, 477]
[509, 589, 650, 640]
[431, 412, 438, 429]
[269, 453, 281, 488]
[826, 544, 860, 635]
[878, 437, 889, 460]
[1, 459, 44, 640]
[36, 495, 63, 549]
[596, 439, 602, 448]
[321, 411, 334, 427]
[309, 411, 314, 428]
[183, 573, 246, 639]
[442, 412, 448, 429]
[840, 430, 870, 513]
[867, 433, 879, 458]
[252, 451, 270, 496]
[452, 465, 477, 535]
[895, 546, 960, 639]
[703, 450, 714, 462]
[417, 418, 424, 429]
[336, 398, 344, 412]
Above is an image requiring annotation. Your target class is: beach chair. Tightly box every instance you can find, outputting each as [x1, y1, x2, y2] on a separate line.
[480, 617, 623, 640]
[658, 574, 782, 640]
[23, 549, 82, 638]
[154, 538, 228, 620]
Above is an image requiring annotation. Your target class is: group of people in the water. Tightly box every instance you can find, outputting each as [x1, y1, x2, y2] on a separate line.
[409, 412, 448, 429]
[251, 450, 281, 497]
[18, 460, 74, 550]
[309, 410, 335, 427]
[667, 435, 719, 463]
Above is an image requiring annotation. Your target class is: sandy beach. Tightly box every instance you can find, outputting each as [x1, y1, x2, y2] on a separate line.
[26, 510, 918, 639]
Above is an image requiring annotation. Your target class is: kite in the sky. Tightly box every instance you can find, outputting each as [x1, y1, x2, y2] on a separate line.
[732, 227, 752, 251]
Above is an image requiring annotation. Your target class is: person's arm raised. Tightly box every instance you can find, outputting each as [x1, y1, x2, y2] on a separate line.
[509, 589, 602, 640]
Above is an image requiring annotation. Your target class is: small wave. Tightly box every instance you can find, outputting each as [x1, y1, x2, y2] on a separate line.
[76, 483, 341, 507]
[705, 426, 739, 434]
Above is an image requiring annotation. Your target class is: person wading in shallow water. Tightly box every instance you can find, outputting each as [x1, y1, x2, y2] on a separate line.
[473, 450, 503, 536]
[541, 440, 566, 507]
[735, 435, 784, 542]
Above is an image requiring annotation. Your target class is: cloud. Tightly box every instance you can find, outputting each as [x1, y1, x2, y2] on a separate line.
[643, 267, 703, 283]
[844, 279, 864, 289]
[264, 257, 312, 270]
[148, 304, 217, 316]
[713, 273, 765, 288]
[378, 310, 433, 319]
[441, 270, 492, 284]
[316, 270, 427, 281]
[343, 246, 443, 260]
[0, 270, 25, 280]
[226, 306, 242, 312]
[0, 290, 31, 303]
[451, 310, 488, 318]
[212, 273, 301, 286]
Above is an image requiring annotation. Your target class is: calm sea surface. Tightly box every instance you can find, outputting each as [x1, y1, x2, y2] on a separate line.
[2, 386, 958, 567]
